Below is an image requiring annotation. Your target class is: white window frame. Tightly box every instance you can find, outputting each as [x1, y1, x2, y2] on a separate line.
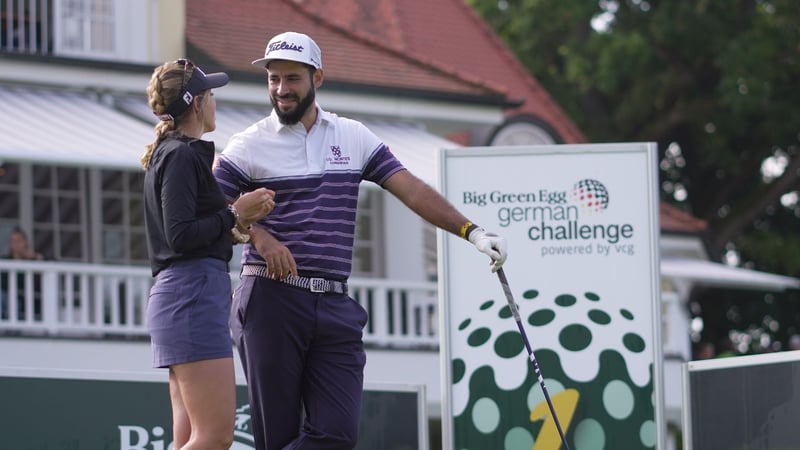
[352, 189, 384, 278]
[30, 163, 90, 262]
[92, 168, 147, 265]
[53, 0, 115, 58]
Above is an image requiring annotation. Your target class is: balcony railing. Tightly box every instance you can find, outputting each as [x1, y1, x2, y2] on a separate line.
[1, 0, 51, 54]
[0, 260, 440, 348]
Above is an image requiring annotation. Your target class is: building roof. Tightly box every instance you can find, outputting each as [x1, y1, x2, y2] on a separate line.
[299, 0, 586, 143]
[185, 0, 585, 142]
[185, 0, 507, 101]
[660, 202, 708, 234]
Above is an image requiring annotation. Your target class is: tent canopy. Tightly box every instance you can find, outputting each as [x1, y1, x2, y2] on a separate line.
[661, 257, 800, 293]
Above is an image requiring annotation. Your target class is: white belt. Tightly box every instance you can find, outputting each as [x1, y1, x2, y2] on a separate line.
[241, 265, 348, 295]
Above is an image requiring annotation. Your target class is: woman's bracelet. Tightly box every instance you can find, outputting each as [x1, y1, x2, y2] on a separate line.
[231, 226, 250, 244]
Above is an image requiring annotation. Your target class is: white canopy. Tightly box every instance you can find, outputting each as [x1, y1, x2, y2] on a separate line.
[0, 85, 153, 169]
[661, 257, 800, 292]
[1, 85, 460, 179]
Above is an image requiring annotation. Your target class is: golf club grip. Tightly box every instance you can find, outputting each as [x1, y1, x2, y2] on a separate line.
[496, 268, 522, 321]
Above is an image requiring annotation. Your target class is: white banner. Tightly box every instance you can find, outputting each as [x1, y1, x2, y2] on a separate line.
[438, 143, 664, 450]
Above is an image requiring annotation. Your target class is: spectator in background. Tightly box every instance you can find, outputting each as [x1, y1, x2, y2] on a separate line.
[1, 226, 44, 320]
[2, 227, 43, 261]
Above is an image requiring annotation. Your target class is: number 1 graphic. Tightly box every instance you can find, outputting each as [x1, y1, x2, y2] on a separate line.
[530, 388, 579, 450]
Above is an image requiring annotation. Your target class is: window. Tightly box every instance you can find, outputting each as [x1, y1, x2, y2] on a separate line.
[423, 223, 438, 282]
[0, 162, 23, 255]
[54, 0, 113, 56]
[1, 162, 147, 265]
[99, 170, 147, 264]
[0, 0, 51, 53]
[31, 164, 88, 261]
[3, 0, 156, 60]
[0, 163, 21, 219]
[99, 169, 146, 264]
[352, 189, 384, 277]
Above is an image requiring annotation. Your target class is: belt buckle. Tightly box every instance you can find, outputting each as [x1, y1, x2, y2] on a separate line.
[309, 278, 326, 293]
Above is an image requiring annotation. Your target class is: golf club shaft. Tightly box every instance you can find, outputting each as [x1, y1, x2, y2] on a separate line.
[497, 268, 570, 450]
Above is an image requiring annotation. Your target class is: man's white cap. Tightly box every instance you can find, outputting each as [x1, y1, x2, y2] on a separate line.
[251, 31, 322, 70]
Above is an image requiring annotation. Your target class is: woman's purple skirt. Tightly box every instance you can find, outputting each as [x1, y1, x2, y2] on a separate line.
[146, 257, 233, 368]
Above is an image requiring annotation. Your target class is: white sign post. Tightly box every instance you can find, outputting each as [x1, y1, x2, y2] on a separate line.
[438, 143, 664, 450]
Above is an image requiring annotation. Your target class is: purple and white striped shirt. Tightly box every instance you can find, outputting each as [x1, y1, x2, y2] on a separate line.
[213, 105, 405, 280]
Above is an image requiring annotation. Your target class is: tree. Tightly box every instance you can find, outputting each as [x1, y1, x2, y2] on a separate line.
[468, 0, 800, 277]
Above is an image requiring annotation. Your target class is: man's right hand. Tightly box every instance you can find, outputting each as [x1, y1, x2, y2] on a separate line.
[468, 227, 508, 273]
[250, 225, 297, 279]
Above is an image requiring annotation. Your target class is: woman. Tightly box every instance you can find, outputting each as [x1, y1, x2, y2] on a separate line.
[3, 227, 44, 260]
[141, 59, 274, 449]
[1, 226, 44, 319]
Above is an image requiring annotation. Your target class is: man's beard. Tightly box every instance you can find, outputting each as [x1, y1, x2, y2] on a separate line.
[271, 86, 316, 125]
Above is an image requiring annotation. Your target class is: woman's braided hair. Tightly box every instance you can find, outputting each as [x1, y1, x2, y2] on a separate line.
[140, 60, 196, 169]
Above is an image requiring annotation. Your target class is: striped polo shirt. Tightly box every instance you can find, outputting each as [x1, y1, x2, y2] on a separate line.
[213, 105, 405, 280]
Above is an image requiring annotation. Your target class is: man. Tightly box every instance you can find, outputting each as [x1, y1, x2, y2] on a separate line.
[214, 31, 508, 449]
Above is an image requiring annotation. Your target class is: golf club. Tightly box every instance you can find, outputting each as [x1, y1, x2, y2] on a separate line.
[496, 267, 570, 450]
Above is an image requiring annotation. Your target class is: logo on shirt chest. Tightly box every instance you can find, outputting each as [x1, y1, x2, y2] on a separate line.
[326, 145, 351, 166]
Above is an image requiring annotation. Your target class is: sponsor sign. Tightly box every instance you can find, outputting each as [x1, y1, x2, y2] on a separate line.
[438, 143, 664, 449]
[0, 368, 426, 450]
[0, 370, 254, 450]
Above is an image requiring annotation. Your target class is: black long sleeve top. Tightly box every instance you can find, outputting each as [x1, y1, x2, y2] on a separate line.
[143, 136, 236, 276]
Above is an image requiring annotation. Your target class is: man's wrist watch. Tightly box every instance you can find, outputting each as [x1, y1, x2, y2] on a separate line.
[227, 204, 250, 243]
[227, 204, 240, 226]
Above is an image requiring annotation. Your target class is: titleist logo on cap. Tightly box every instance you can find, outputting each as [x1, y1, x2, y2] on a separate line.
[268, 40, 304, 54]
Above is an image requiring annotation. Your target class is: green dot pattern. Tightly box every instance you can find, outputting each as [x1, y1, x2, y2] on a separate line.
[522, 289, 539, 300]
[559, 324, 592, 351]
[472, 397, 500, 433]
[554, 294, 577, 307]
[452, 288, 655, 449]
[452, 358, 466, 383]
[584, 292, 601, 301]
[588, 309, 611, 325]
[467, 327, 492, 347]
[528, 309, 556, 326]
[623, 333, 646, 353]
[505, 426, 534, 449]
[495, 331, 525, 358]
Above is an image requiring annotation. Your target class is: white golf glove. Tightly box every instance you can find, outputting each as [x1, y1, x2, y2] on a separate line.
[468, 227, 508, 273]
